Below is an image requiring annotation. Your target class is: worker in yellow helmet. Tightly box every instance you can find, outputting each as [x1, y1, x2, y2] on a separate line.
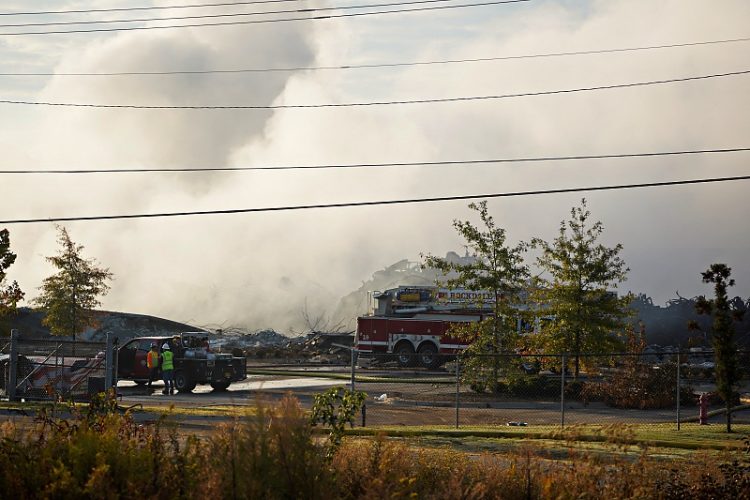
[161, 343, 175, 395]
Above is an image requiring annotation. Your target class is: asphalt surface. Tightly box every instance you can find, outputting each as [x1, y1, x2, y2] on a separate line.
[116, 376, 345, 408]
[113, 368, 750, 428]
[115, 364, 449, 408]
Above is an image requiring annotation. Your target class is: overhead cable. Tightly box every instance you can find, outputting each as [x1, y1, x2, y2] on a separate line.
[2, 147, 747, 174]
[3, 36, 748, 76]
[0, 68, 746, 109]
[0, 0, 530, 36]
[1, 174, 748, 225]
[0, 1, 304, 16]
[0, 0, 462, 28]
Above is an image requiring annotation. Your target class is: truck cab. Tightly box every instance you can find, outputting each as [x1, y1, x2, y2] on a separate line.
[117, 337, 161, 382]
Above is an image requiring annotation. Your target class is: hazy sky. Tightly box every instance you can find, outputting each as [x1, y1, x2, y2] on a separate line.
[1, 0, 748, 332]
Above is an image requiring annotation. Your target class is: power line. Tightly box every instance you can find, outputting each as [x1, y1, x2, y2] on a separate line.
[0, 0, 459, 28]
[1, 174, 748, 225]
[0, 1, 304, 16]
[0, 0, 529, 36]
[3, 36, 747, 77]
[0, 68, 746, 109]
[2, 147, 747, 174]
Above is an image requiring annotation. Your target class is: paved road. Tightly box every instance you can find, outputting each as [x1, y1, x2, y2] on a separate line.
[117, 375, 346, 407]
[114, 370, 750, 428]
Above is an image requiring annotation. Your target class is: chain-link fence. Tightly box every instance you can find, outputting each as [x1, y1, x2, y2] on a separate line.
[0, 330, 116, 401]
[351, 349, 750, 428]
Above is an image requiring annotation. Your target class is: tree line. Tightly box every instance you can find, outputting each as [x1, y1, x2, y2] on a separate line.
[423, 199, 632, 379]
[422, 199, 743, 430]
[0, 226, 112, 337]
[0, 203, 744, 429]
[631, 293, 749, 347]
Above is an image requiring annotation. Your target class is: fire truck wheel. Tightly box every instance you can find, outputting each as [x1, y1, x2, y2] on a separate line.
[174, 371, 196, 392]
[417, 343, 440, 370]
[394, 342, 415, 368]
[210, 381, 230, 391]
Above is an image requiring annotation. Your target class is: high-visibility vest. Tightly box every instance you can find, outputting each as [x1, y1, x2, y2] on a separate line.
[147, 350, 159, 369]
[162, 350, 174, 371]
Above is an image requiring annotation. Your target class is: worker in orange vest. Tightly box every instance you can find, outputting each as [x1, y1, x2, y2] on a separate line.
[146, 343, 160, 388]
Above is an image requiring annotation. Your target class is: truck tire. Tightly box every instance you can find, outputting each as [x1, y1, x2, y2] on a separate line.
[174, 371, 196, 393]
[210, 381, 230, 391]
[394, 342, 415, 368]
[417, 343, 440, 370]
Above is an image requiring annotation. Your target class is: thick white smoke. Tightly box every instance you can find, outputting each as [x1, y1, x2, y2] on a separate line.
[1, 0, 749, 332]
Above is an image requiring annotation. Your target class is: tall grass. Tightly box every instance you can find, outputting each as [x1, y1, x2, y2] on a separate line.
[0, 392, 748, 499]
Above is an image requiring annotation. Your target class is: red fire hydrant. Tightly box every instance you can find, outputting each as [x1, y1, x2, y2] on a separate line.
[699, 393, 709, 425]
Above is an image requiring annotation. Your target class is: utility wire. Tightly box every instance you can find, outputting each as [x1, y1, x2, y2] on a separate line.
[0, 68, 746, 109]
[3, 36, 747, 76]
[0, 1, 304, 16]
[1, 174, 748, 225]
[0, 0, 530, 36]
[0, 0, 460, 28]
[1, 147, 747, 174]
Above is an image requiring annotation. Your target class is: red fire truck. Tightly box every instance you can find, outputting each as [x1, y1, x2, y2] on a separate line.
[355, 286, 498, 369]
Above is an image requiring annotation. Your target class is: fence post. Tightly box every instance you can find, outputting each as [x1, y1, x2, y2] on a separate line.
[8, 329, 19, 402]
[351, 348, 366, 427]
[560, 353, 566, 428]
[455, 355, 461, 429]
[113, 337, 119, 395]
[676, 352, 681, 431]
[105, 333, 113, 392]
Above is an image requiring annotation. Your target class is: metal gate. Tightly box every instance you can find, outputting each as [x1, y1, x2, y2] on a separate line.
[0, 330, 116, 401]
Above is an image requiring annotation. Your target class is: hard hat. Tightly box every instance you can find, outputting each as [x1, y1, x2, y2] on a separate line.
[162, 343, 170, 350]
[151, 342, 157, 348]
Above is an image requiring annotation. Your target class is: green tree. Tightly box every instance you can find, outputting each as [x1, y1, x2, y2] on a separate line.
[0, 228, 25, 330]
[532, 199, 631, 378]
[695, 263, 743, 432]
[309, 386, 366, 460]
[423, 201, 528, 393]
[33, 226, 113, 337]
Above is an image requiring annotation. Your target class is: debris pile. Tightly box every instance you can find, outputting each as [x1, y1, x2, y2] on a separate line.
[300, 332, 354, 363]
[209, 328, 354, 363]
[210, 329, 298, 350]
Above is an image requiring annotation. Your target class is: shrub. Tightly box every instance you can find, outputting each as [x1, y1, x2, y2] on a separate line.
[0, 392, 203, 499]
[1, 391, 748, 498]
[464, 368, 558, 398]
[332, 437, 534, 499]
[309, 386, 366, 460]
[202, 395, 332, 499]
[580, 362, 694, 409]
[0, 392, 333, 499]
[564, 379, 585, 400]
[502, 374, 559, 398]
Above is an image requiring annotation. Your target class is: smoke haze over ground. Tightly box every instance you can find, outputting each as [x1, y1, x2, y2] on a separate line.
[1, 0, 749, 332]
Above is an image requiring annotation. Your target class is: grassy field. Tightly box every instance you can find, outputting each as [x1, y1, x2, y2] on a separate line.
[347, 423, 750, 452]
[0, 394, 748, 498]
[2, 399, 746, 451]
